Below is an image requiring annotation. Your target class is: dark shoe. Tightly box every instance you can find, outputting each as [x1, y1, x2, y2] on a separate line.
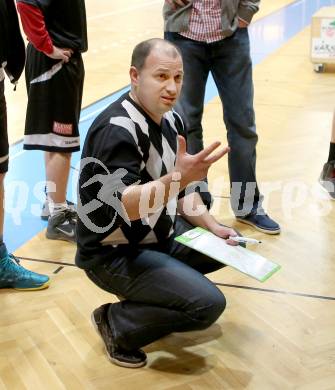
[91, 304, 147, 368]
[41, 199, 76, 221]
[236, 212, 281, 235]
[0, 246, 50, 290]
[319, 160, 335, 200]
[46, 209, 76, 242]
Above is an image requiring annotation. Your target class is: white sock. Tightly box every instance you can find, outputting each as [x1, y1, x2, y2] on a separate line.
[49, 201, 68, 217]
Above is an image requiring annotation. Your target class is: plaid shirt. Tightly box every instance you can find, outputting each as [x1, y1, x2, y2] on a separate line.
[180, 0, 223, 43]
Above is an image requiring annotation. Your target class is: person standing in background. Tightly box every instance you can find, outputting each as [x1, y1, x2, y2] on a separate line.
[163, 0, 281, 234]
[0, 0, 49, 290]
[319, 110, 335, 199]
[16, 0, 87, 242]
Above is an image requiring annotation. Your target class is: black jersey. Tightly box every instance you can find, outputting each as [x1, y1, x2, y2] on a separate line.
[17, 0, 88, 52]
[76, 93, 187, 269]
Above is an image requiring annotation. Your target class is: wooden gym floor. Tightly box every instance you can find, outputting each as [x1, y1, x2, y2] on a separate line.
[1, 0, 335, 389]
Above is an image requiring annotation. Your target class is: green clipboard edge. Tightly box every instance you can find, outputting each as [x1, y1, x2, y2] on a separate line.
[175, 227, 281, 283]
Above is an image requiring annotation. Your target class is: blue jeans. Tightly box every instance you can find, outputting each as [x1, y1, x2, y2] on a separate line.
[85, 217, 226, 351]
[165, 30, 263, 215]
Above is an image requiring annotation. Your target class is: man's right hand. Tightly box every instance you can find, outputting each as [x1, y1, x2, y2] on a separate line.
[175, 136, 230, 188]
[165, 0, 190, 10]
[46, 46, 73, 62]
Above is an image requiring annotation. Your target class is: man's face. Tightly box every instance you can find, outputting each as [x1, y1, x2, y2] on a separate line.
[130, 48, 184, 123]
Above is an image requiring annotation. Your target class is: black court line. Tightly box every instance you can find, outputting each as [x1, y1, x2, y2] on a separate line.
[53, 266, 64, 274]
[17, 256, 335, 301]
[17, 256, 76, 267]
[215, 283, 335, 301]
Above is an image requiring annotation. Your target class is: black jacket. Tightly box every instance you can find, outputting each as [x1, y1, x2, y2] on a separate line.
[0, 0, 25, 83]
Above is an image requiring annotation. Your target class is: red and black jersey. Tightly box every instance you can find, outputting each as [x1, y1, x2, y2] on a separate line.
[16, 0, 88, 53]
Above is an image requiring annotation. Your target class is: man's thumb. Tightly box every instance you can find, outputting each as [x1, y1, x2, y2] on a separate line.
[177, 135, 186, 155]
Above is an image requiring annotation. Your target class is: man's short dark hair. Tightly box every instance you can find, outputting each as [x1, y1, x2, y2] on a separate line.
[131, 38, 182, 71]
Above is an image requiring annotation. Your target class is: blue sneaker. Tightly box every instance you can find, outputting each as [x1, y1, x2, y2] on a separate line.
[236, 212, 281, 235]
[0, 247, 50, 291]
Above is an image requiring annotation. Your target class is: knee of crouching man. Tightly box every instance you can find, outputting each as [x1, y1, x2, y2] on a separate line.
[191, 291, 226, 330]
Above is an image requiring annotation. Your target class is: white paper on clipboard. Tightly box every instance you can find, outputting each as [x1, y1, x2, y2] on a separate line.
[175, 227, 281, 282]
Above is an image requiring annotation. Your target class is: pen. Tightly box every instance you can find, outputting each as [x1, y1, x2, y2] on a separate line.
[228, 236, 262, 244]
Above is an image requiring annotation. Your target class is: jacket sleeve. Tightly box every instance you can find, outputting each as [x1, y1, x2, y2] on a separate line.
[16, 2, 53, 54]
[3, 0, 25, 83]
[238, 0, 260, 24]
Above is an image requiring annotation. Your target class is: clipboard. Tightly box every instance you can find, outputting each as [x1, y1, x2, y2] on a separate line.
[175, 227, 281, 282]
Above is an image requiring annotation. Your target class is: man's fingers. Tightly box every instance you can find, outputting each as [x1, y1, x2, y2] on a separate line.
[203, 146, 230, 164]
[174, 0, 189, 6]
[166, 0, 176, 9]
[226, 229, 239, 246]
[167, 0, 189, 9]
[226, 238, 239, 246]
[62, 54, 70, 63]
[61, 49, 73, 63]
[177, 135, 187, 155]
[196, 142, 230, 163]
[59, 53, 68, 62]
[229, 228, 238, 237]
[63, 50, 72, 58]
[195, 141, 221, 160]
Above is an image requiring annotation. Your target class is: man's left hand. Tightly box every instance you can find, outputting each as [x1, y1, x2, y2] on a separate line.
[210, 224, 239, 246]
[165, 0, 189, 10]
[238, 18, 249, 28]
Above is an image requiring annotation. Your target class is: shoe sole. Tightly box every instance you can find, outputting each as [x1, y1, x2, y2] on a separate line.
[236, 218, 281, 235]
[91, 312, 147, 368]
[46, 231, 76, 243]
[13, 279, 50, 291]
[42, 215, 77, 222]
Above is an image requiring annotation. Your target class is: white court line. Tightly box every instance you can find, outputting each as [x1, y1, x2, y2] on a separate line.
[79, 103, 113, 123]
[11, 149, 25, 160]
[87, 0, 161, 21]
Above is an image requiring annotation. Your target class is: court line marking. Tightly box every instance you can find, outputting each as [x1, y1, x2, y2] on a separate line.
[215, 282, 335, 301]
[11, 149, 25, 160]
[18, 256, 76, 267]
[53, 266, 64, 274]
[16, 256, 335, 301]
